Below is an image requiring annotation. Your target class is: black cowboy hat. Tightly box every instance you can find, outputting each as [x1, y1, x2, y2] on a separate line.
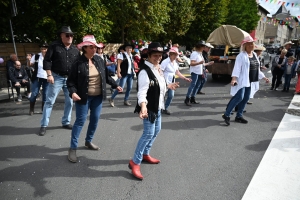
[118, 45, 125, 53]
[195, 40, 206, 47]
[39, 43, 49, 48]
[57, 26, 75, 34]
[123, 42, 135, 50]
[147, 42, 163, 53]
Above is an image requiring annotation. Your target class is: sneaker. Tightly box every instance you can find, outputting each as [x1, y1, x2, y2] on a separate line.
[235, 117, 248, 124]
[108, 98, 114, 107]
[246, 101, 252, 105]
[222, 114, 230, 126]
[162, 109, 171, 115]
[270, 87, 274, 90]
[17, 95, 22, 102]
[124, 101, 132, 106]
[274, 88, 278, 91]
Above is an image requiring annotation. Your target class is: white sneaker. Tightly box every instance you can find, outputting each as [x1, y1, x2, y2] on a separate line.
[275, 88, 278, 91]
[17, 95, 22, 102]
[108, 98, 114, 107]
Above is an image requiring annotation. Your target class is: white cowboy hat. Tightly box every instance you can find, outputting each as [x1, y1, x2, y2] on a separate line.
[283, 41, 294, 46]
[254, 44, 266, 51]
[204, 42, 214, 48]
[77, 35, 100, 50]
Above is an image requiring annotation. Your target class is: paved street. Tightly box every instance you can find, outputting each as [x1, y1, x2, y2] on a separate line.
[0, 68, 298, 200]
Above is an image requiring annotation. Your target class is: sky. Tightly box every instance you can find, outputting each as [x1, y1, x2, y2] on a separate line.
[258, 0, 300, 16]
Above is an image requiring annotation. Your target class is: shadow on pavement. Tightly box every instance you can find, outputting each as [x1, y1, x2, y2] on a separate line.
[0, 145, 132, 197]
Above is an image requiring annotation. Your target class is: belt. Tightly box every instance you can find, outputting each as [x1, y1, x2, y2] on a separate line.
[53, 71, 68, 78]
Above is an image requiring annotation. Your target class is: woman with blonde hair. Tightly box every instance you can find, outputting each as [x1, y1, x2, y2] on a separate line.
[271, 49, 287, 90]
[222, 36, 269, 126]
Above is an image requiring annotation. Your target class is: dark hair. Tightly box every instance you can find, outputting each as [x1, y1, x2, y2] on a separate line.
[82, 46, 87, 54]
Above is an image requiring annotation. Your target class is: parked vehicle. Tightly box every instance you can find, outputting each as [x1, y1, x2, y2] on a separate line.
[206, 25, 250, 80]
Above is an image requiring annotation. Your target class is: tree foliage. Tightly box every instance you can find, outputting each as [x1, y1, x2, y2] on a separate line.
[224, 0, 260, 33]
[177, 0, 229, 49]
[0, 0, 262, 47]
[103, 0, 170, 43]
[0, 0, 111, 43]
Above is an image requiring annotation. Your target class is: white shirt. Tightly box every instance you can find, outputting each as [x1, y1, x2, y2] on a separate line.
[137, 61, 167, 110]
[160, 57, 179, 84]
[30, 53, 47, 79]
[118, 52, 133, 74]
[189, 51, 204, 75]
[231, 51, 265, 98]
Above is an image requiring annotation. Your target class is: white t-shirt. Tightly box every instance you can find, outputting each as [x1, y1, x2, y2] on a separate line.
[118, 52, 133, 74]
[30, 53, 47, 79]
[189, 51, 204, 75]
[160, 57, 179, 84]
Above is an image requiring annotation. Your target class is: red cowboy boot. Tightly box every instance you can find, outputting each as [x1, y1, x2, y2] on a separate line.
[142, 155, 160, 164]
[128, 160, 143, 180]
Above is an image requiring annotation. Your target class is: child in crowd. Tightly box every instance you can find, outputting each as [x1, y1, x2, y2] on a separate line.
[282, 56, 297, 92]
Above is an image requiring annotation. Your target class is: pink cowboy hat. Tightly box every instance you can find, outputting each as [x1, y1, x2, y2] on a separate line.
[241, 35, 256, 46]
[169, 47, 180, 55]
[98, 43, 105, 48]
[77, 35, 100, 50]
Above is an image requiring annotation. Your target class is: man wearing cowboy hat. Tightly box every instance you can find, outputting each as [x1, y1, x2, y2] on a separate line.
[39, 26, 80, 136]
[197, 42, 214, 94]
[108, 42, 135, 107]
[283, 41, 294, 57]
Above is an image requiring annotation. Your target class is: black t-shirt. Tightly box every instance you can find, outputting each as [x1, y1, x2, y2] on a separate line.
[249, 55, 259, 83]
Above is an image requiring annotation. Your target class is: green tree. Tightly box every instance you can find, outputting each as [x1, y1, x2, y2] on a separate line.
[156, 0, 196, 44]
[104, 0, 170, 43]
[178, 0, 230, 49]
[224, 0, 260, 33]
[0, 0, 112, 43]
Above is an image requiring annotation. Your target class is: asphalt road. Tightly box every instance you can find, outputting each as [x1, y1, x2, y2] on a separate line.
[0, 68, 296, 200]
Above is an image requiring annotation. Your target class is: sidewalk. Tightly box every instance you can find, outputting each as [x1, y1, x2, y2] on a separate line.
[242, 94, 300, 200]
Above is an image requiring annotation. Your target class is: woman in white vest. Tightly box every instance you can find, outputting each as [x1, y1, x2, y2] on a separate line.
[222, 36, 269, 126]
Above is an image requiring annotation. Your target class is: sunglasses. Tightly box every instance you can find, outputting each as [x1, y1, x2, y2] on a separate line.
[65, 34, 74, 38]
[89, 45, 97, 49]
[16, 65, 21, 66]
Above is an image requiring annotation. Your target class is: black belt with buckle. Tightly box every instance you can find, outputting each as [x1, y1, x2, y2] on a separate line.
[53, 71, 68, 78]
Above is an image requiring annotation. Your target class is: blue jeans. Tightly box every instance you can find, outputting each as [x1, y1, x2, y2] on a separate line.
[165, 89, 174, 110]
[107, 64, 116, 75]
[283, 74, 292, 90]
[197, 76, 207, 92]
[133, 111, 161, 164]
[30, 78, 49, 103]
[70, 95, 103, 149]
[224, 86, 251, 118]
[186, 73, 203, 98]
[40, 72, 73, 127]
[111, 74, 133, 101]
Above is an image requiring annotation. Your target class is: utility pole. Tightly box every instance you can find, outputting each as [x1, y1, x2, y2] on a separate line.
[10, 0, 18, 57]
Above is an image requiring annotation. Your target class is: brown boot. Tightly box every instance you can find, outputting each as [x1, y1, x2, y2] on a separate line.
[142, 155, 160, 164]
[29, 102, 35, 115]
[128, 160, 143, 180]
[42, 102, 45, 112]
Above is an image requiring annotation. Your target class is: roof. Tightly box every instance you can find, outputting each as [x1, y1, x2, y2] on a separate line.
[258, 5, 270, 15]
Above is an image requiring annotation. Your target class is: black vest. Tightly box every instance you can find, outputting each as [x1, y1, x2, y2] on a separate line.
[134, 63, 160, 123]
[120, 53, 133, 77]
[30, 54, 40, 81]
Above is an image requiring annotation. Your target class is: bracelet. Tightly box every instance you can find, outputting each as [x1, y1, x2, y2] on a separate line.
[47, 74, 52, 77]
